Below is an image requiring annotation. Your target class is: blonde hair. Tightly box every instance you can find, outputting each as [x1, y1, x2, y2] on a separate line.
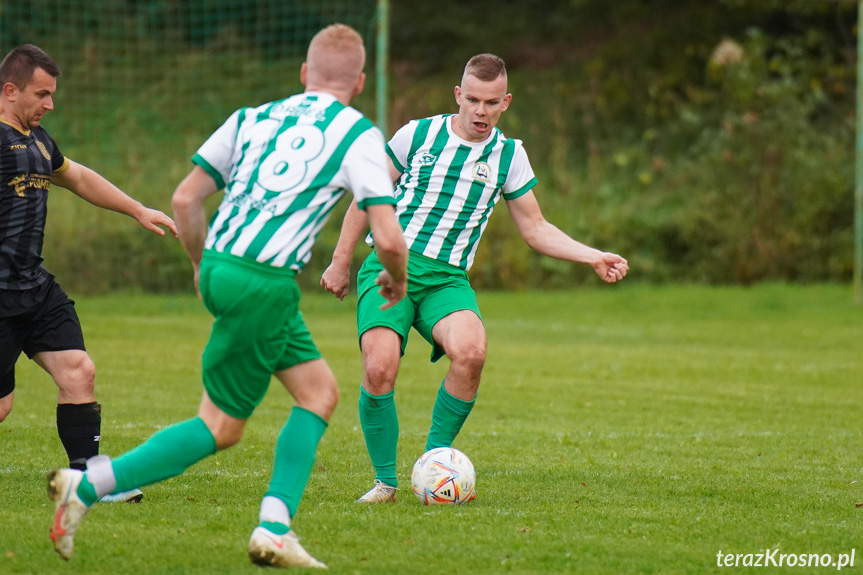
[306, 24, 366, 88]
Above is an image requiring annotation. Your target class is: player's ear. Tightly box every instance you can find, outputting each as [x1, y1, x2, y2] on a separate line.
[2, 82, 18, 100]
[353, 72, 366, 97]
[454, 85, 462, 105]
[501, 93, 512, 112]
[300, 62, 308, 87]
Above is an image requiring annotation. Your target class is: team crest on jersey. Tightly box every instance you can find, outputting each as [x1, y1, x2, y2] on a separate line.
[416, 153, 437, 166]
[35, 140, 51, 160]
[472, 161, 492, 184]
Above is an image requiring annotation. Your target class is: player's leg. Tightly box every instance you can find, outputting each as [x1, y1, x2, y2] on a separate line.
[33, 350, 98, 469]
[48, 253, 274, 559]
[409, 258, 484, 451]
[357, 326, 402, 499]
[0, 289, 25, 423]
[0, 333, 19, 422]
[249, 359, 333, 569]
[0, 389, 13, 422]
[72, 392, 227, 503]
[29, 281, 145, 503]
[426, 310, 486, 450]
[354, 252, 413, 498]
[270, 360, 338, 516]
[250, 294, 331, 568]
[48, 393, 226, 560]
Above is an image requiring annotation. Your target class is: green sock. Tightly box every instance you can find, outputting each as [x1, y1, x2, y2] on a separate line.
[358, 386, 398, 487]
[266, 407, 328, 517]
[110, 417, 217, 494]
[76, 474, 98, 506]
[261, 520, 290, 535]
[426, 380, 475, 451]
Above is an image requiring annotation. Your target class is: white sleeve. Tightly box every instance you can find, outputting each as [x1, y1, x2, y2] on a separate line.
[341, 126, 396, 209]
[192, 109, 243, 189]
[502, 142, 538, 201]
[385, 122, 414, 173]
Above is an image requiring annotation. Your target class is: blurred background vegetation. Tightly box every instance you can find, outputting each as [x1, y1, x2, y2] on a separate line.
[0, 0, 857, 292]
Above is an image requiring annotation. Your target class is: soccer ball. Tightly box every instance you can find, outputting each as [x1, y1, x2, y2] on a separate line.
[410, 447, 476, 505]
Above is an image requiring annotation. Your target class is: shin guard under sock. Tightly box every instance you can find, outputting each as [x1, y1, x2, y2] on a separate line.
[108, 417, 217, 494]
[56, 402, 101, 470]
[426, 381, 475, 451]
[358, 386, 399, 487]
[266, 407, 328, 517]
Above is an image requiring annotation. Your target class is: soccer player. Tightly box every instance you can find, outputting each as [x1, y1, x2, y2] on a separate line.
[0, 45, 177, 503]
[46, 24, 407, 568]
[320, 53, 629, 503]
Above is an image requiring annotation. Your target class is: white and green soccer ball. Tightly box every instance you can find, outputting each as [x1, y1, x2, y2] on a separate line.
[410, 447, 476, 505]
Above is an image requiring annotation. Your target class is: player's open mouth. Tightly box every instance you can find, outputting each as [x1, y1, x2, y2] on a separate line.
[474, 122, 488, 131]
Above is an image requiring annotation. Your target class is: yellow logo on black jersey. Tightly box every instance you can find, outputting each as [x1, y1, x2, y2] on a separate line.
[35, 140, 51, 160]
[8, 173, 51, 197]
[9, 144, 26, 150]
[10, 174, 28, 197]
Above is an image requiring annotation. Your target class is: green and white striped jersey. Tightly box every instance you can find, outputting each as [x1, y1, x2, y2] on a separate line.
[380, 114, 538, 270]
[194, 91, 395, 271]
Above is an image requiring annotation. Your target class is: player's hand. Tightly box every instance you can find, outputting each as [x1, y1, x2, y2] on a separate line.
[593, 253, 629, 283]
[136, 207, 179, 238]
[321, 262, 351, 300]
[375, 270, 407, 310]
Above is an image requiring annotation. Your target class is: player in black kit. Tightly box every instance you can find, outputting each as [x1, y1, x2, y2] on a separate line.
[0, 44, 177, 502]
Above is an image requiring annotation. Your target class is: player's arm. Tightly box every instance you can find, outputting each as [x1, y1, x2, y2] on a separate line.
[51, 159, 177, 237]
[171, 166, 221, 295]
[320, 157, 403, 300]
[320, 198, 369, 300]
[507, 190, 629, 283]
[365, 202, 407, 309]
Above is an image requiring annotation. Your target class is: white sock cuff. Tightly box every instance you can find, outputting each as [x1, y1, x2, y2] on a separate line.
[259, 495, 291, 526]
[86, 454, 117, 498]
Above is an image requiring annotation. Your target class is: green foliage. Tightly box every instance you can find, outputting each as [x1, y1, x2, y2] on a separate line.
[1, 0, 857, 291]
[454, 4, 857, 287]
[2, 287, 861, 573]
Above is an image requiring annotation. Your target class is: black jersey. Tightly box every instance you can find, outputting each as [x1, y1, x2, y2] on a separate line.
[0, 120, 68, 290]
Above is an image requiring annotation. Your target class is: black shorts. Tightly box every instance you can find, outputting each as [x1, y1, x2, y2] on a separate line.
[0, 276, 86, 399]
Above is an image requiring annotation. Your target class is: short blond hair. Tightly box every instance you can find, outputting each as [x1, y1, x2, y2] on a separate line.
[306, 24, 366, 87]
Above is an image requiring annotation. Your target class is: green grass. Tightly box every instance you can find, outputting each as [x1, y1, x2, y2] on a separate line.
[1, 284, 861, 574]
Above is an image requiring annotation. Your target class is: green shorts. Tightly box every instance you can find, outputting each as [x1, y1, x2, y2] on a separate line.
[356, 250, 481, 362]
[199, 250, 321, 419]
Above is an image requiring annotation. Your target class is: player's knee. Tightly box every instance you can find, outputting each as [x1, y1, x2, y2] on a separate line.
[363, 358, 398, 392]
[316, 374, 340, 418]
[450, 342, 486, 375]
[64, 353, 96, 395]
[318, 377, 340, 418]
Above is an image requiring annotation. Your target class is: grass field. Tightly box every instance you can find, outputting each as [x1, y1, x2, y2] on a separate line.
[1, 284, 861, 574]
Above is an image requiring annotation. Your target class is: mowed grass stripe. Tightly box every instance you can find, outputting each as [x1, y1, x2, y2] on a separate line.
[1, 284, 860, 574]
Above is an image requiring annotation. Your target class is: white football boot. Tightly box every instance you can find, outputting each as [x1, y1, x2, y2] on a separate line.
[356, 479, 396, 503]
[248, 526, 327, 568]
[99, 488, 144, 503]
[47, 468, 90, 560]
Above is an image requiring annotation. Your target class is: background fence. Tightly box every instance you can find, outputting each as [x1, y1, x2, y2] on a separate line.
[1, 0, 858, 292]
[1, 0, 381, 292]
